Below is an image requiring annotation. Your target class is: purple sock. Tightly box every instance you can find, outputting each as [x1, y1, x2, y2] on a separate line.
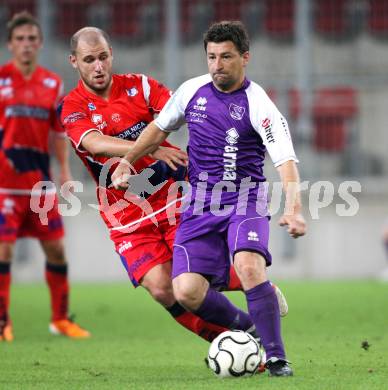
[195, 288, 254, 331]
[246, 280, 286, 360]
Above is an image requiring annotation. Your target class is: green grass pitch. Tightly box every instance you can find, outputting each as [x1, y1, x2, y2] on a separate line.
[1, 281, 387, 389]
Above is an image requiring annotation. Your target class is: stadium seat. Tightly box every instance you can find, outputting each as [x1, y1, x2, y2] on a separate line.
[264, 0, 294, 40]
[5, 0, 36, 17]
[289, 87, 358, 152]
[368, 0, 388, 37]
[55, 0, 95, 39]
[110, 0, 161, 43]
[180, 0, 214, 42]
[314, 0, 364, 40]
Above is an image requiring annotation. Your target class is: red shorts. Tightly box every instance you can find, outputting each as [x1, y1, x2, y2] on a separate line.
[0, 193, 64, 242]
[110, 209, 179, 287]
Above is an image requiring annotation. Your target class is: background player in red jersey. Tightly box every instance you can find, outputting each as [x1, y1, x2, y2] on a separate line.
[0, 12, 90, 341]
[61, 27, 288, 344]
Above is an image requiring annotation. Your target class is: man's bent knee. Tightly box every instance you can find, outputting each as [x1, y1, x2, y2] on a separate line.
[234, 252, 267, 289]
[40, 240, 66, 265]
[172, 273, 208, 311]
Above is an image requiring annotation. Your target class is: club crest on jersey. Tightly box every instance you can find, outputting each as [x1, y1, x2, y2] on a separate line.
[229, 103, 245, 120]
[111, 113, 121, 123]
[126, 87, 138, 97]
[1, 198, 15, 215]
[225, 127, 239, 145]
[88, 102, 96, 111]
[43, 77, 57, 88]
[0, 86, 13, 99]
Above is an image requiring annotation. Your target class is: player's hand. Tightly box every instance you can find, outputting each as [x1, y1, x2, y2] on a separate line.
[150, 147, 188, 171]
[59, 169, 75, 195]
[279, 213, 306, 238]
[111, 160, 131, 190]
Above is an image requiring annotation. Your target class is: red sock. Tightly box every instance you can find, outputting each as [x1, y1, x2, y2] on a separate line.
[226, 265, 243, 291]
[0, 263, 11, 322]
[167, 302, 227, 342]
[45, 262, 69, 321]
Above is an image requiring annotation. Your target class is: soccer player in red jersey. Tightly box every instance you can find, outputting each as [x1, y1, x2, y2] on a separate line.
[0, 12, 90, 341]
[61, 27, 288, 343]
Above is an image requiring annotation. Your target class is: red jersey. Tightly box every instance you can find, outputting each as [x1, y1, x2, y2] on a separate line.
[0, 62, 64, 194]
[61, 73, 183, 230]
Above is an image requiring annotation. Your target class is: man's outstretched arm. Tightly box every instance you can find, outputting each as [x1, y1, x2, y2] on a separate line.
[111, 121, 188, 190]
[276, 160, 306, 238]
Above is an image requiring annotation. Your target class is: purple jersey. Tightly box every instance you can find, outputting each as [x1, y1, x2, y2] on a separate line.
[156, 74, 297, 196]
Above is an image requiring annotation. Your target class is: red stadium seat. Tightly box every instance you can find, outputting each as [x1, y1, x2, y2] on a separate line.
[315, 0, 347, 37]
[110, 0, 142, 38]
[289, 87, 358, 152]
[110, 0, 162, 43]
[264, 0, 294, 40]
[315, 0, 364, 40]
[55, 0, 95, 39]
[368, 0, 388, 37]
[4, 0, 36, 17]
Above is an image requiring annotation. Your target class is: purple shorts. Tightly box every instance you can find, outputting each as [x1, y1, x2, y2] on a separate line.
[172, 209, 272, 288]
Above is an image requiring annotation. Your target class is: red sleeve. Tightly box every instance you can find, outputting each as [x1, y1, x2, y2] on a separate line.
[51, 79, 66, 134]
[60, 97, 101, 150]
[142, 75, 172, 114]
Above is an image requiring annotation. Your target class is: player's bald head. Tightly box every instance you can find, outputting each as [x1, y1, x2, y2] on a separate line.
[70, 27, 111, 55]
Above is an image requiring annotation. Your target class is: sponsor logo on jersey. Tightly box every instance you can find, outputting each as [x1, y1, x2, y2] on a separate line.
[118, 240, 133, 254]
[63, 112, 87, 124]
[0, 78, 12, 87]
[247, 231, 259, 241]
[193, 97, 207, 111]
[115, 121, 148, 140]
[229, 103, 245, 120]
[88, 102, 96, 111]
[225, 127, 239, 145]
[223, 128, 239, 181]
[43, 77, 57, 88]
[5, 105, 50, 119]
[126, 87, 138, 97]
[262, 118, 274, 143]
[91, 113, 107, 130]
[111, 113, 121, 123]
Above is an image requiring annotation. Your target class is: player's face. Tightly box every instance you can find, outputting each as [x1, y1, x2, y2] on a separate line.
[70, 38, 113, 96]
[207, 41, 249, 93]
[8, 24, 42, 66]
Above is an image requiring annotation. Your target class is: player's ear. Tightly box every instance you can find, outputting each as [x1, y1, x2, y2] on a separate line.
[110, 46, 113, 59]
[69, 54, 77, 69]
[242, 51, 250, 67]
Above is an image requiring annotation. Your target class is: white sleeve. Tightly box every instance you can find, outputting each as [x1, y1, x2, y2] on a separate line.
[154, 85, 186, 132]
[155, 73, 212, 132]
[247, 83, 298, 167]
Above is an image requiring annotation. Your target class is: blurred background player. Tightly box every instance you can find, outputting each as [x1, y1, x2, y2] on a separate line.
[61, 27, 288, 344]
[112, 21, 306, 376]
[380, 220, 388, 281]
[0, 12, 90, 341]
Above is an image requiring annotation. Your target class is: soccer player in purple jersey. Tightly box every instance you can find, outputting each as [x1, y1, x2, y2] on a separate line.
[112, 21, 306, 377]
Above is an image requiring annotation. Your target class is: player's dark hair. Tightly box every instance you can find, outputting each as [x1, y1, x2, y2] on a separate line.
[203, 21, 249, 54]
[7, 11, 42, 41]
[70, 27, 111, 55]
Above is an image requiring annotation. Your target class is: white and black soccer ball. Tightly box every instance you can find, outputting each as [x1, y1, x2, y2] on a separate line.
[207, 330, 263, 378]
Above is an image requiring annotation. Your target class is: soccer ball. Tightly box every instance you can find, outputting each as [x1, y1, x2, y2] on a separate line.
[207, 330, 263, 378]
